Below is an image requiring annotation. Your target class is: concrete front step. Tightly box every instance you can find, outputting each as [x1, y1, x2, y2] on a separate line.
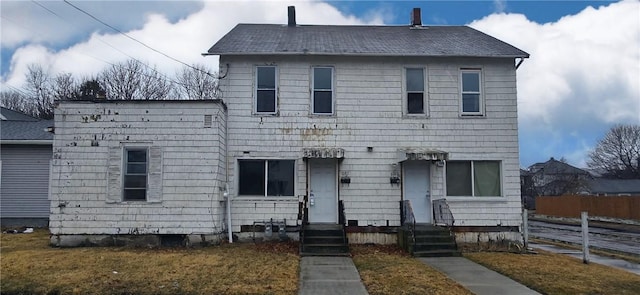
[301, 224, 349, 256]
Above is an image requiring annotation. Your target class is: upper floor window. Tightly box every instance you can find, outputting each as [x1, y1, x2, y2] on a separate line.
[460, 69, 483, 115]
[124, 148, 148, 201]
[312, 67, 333, 115]
[406, 68, 425, 114]
[256, 66, 277, 114]
[238, 159, 295, 197]
[446, 160, 501, 197]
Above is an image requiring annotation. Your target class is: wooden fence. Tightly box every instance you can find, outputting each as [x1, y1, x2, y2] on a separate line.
[536, 195, 640, 220]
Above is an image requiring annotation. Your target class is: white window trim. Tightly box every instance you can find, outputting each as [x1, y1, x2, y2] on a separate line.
[235, 158, 297, 199]
[444, 160, 503, 198]
[311, 66, 335, 115]
[459, 69, 484, 116]
[403, 66, 428, 117]
[254, 65, 278, 115]
[122, 146, 149, 202]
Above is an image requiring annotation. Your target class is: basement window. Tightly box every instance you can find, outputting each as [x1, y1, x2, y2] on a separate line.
[238, 159, 294, 196]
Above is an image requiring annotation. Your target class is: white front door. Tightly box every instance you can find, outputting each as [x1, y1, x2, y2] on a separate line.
[308, 159, 337, 223]
[404, 160, 432, 223]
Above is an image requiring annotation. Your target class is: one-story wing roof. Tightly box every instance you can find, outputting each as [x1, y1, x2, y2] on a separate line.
[206, 24, 529, 58]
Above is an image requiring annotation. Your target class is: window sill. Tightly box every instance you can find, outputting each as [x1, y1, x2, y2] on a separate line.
[444, 196, 506, 202]
[459, 113, 485, 118]
[402, 114, 430, 119]
[253, 112, 279, 117]
[233, 196, 298, 202]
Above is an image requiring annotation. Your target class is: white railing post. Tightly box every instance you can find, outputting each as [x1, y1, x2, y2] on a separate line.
[581, 211, 589, 264]
[522, 209, 529, 249]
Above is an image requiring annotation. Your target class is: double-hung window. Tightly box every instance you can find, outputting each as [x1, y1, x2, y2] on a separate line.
[312, 67, 333, 115]
[406, 68, 426, 114]
[446, 161, 501, 197]
[123, 148, 148, 201]
[238, 159, 295, 196]
[256, 66, 277, 114]
[460, 69, 483, 115]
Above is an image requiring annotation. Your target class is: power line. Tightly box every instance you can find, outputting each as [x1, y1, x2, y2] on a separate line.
[62, 0, 217, 78]
[28, 1, 196, 91]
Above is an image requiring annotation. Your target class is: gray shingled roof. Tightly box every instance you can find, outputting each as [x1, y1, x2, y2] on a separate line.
[0, 107, 38, 121]
[207, 24, 529, 58]
[588, 178, 640, 195]
[1, 107, 53, 141]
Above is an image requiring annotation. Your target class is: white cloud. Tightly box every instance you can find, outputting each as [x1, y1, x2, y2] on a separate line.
[1, 0, 381, 89]
[470, 0, 640, 167]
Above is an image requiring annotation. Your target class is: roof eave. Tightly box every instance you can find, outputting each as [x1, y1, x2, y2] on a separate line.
[205, 52, 529, 58]
[1, 140, 53, 145]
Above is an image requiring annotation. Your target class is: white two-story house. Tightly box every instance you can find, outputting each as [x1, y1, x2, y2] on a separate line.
[49, 7, 528, 247]
[206, 7, 528, 244]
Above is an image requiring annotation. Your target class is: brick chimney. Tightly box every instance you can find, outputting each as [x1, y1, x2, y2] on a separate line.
[411, 8, 422, 26]
[288, 6, 296, 26]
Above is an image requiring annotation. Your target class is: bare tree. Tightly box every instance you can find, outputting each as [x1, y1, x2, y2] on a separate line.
[0, 91, 29, 114]
[52, 73, 79, 101]
[99, 59, 173, 100]
[588, 124, 640, 179]
[24, 64, 54, 119]
[175, 63, 219, 100]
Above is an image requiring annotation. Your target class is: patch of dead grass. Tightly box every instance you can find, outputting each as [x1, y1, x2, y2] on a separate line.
[351, 244, 472, 295]
[466, 250, 640, 295]
[1, 230, 298, 295]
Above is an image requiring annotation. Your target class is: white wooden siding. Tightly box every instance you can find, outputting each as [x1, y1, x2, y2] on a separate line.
[50, 101, 227, 235]
[221, 55, 521, 231]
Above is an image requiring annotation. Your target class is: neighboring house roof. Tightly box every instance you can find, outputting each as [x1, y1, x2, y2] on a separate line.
[588, 178, 640, 195]
[206, 24, 530, 58]
[0, 107, 38, 122]
[0, 107, 53, 142]
[528, 158, 589, 175]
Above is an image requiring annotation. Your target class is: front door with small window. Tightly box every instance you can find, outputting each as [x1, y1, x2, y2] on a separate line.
[403, 161, 432, 223]
[308, 159, 337, 223]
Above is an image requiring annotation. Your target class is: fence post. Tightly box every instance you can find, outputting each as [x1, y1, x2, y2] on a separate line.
[522, 209, 529, 249]
[581, 211, 589, 264]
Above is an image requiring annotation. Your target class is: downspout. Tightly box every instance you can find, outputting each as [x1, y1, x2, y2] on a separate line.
[223, 80, 232, 243]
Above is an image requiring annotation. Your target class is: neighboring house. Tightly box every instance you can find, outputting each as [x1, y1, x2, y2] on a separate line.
[587, 178, 640, 196]
[1, 107, 53, 227]
[522, 157, 591, 197]
[50, 7, 529, 246]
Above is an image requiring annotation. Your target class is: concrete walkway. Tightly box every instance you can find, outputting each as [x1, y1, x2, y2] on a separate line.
[530, 242, 640, 275]
[298, 256, 369, 295]
[420, 257, 541, 295]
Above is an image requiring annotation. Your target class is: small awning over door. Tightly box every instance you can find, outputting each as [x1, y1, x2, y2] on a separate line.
[397, 148, 448, 162]
[303, 148, 345, 159]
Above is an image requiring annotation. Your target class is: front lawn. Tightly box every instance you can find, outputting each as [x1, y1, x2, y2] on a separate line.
[466, 250, 640, 295]
[1, 229, 299, 295]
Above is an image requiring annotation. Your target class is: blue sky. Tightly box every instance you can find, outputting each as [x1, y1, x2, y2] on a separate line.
[1, 0, 638, 168]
